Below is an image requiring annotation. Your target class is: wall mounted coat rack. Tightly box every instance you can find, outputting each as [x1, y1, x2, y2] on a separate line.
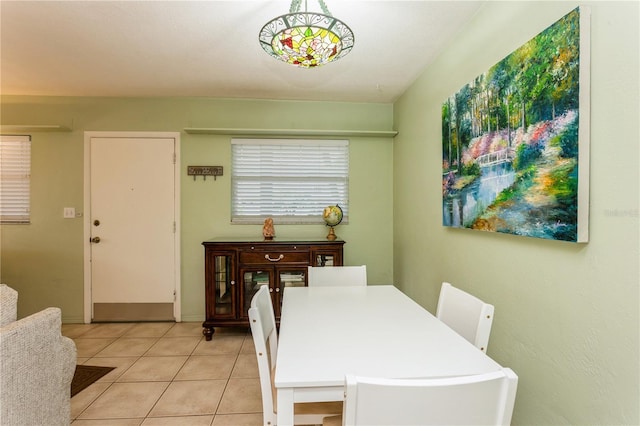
[187, 166, 223, 181]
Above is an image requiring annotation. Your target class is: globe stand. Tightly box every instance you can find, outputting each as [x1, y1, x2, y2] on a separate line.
[326, 226, 337, 241]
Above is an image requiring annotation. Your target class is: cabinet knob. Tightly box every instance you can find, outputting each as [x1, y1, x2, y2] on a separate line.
[269, 288, 273, 293]
[275, 288, 280, 292]
[231, 280, 235, 285]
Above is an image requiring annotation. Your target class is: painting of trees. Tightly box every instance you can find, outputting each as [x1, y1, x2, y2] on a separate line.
[442, 7, 589, 242]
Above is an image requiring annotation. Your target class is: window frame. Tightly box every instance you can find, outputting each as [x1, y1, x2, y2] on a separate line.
[231, 138, 349, 225]
[0, 135, 31, 224]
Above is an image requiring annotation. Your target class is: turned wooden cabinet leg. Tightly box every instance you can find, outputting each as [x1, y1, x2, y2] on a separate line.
[203, 326, 214, 341]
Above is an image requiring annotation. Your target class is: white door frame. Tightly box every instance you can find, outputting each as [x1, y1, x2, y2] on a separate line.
[83, 131, 181, 323]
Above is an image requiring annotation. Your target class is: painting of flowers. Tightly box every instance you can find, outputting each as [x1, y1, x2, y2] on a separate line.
[442, 7, 589, 242]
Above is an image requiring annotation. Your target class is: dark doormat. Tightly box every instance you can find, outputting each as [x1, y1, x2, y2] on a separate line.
[71, 365, 115, 397]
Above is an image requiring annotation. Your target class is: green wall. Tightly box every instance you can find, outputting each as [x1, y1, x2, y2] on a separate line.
[0, 97, 394, 321]
[2, 2, 638, 424]
[393, 1, 638, 424]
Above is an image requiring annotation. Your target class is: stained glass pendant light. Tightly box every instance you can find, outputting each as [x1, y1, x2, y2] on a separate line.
[258, 0, 354, 68]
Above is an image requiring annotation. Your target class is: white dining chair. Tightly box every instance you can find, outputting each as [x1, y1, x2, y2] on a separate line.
[436, 282, 494, 352]
[324, 368, 518, 426]
[307, 265, 367, 287]
[248, 285, 342, 425]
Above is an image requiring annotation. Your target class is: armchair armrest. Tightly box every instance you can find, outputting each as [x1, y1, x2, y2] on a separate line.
[0, 284, 18, 326]
[0, 307, 77, 426]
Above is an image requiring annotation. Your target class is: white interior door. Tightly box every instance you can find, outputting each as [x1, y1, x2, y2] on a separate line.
[86, 133, 179, 322]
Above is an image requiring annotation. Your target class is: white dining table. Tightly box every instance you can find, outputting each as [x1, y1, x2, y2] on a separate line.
[275, 285, 503, 425]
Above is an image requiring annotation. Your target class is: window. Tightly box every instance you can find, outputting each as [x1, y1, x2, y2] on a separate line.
[0, 135, 31, 224]
[231, 139, 348, 224]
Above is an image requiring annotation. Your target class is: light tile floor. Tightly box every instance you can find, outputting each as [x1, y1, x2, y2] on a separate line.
[62, 322, 264, 425]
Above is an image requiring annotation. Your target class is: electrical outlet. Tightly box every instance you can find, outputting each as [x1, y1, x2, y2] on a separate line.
[63, 207, 75, 218]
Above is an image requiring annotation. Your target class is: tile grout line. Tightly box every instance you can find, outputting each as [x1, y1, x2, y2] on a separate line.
[213, 340, 244, 418]
[66, 323, 260, 424]
[70, 323, 170, 422]
[141, 327, 205, 420]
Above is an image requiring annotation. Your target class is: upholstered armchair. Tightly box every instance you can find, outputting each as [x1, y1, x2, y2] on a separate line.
[0, 284, 18, 326]
[0, 284, 77, 426]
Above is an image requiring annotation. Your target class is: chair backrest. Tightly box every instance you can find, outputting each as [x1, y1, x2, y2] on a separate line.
[307, 265, 367, 287]
[248, 284, 278, 424]
[343, 368, 518, 426]
[249, 284, 343, 425]
[436, 282, 494, 352]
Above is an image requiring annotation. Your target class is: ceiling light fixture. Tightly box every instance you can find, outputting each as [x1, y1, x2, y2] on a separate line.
[258, 0, 354, 68]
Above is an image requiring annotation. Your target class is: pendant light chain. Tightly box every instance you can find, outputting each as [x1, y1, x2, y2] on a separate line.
[317, 0, 332, 15]
[289, 0, 332, 16]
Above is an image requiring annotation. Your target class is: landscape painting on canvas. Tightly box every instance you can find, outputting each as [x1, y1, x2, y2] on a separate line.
[441, 7, 589, 242]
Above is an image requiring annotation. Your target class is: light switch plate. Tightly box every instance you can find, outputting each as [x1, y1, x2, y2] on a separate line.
[63, 207, 75, 218]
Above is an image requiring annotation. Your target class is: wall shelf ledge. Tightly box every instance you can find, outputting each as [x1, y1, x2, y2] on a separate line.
[0, 125, 72, 133]
[183, 127, 397, 138]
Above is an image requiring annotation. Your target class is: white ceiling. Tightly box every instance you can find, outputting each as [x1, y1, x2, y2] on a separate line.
[0, 1, 484, 103]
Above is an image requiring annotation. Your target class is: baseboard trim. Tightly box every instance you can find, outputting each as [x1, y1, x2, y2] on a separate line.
[180, 314, 204, 323]
[93, 303, 174, 322]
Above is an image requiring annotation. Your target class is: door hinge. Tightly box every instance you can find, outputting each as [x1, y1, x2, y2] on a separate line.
[173, 221, 176, 233]
[173, 290, 177, 301]
[172, 153, 176, 164]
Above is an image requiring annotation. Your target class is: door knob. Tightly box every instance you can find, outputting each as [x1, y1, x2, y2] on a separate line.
[90, 236, 101, 243]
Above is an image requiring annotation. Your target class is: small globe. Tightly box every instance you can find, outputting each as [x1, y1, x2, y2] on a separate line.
[323, 205, 343, 227]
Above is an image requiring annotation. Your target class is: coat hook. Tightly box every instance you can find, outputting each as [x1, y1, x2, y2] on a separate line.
[187, 166, 223, 181]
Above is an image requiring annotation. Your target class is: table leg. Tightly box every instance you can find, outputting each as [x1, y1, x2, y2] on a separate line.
[277, 387, 294, 426]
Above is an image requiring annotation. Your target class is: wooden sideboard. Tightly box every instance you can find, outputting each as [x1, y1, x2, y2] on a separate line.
[202, 238, 344, 340]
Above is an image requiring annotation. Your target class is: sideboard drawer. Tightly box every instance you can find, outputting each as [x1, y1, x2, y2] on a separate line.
[240, 250, 309, 265]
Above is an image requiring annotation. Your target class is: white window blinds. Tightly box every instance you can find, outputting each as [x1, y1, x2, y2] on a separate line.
[231, 139, 349, 224]
[0, 135, 31, 224]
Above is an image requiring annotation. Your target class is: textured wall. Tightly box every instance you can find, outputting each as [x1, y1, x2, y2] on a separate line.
[393, 1, 638, 424]
[0, 97, 394, 321]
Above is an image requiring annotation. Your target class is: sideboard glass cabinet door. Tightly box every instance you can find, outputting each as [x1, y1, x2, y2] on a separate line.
[214, 256, 235, 316]
[312, 250, 340, 267]
[240, 268, 307, 319]
[275, 268, 307, 317]
[240, 268, 274, 321]
[208, 253, 236, 319]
